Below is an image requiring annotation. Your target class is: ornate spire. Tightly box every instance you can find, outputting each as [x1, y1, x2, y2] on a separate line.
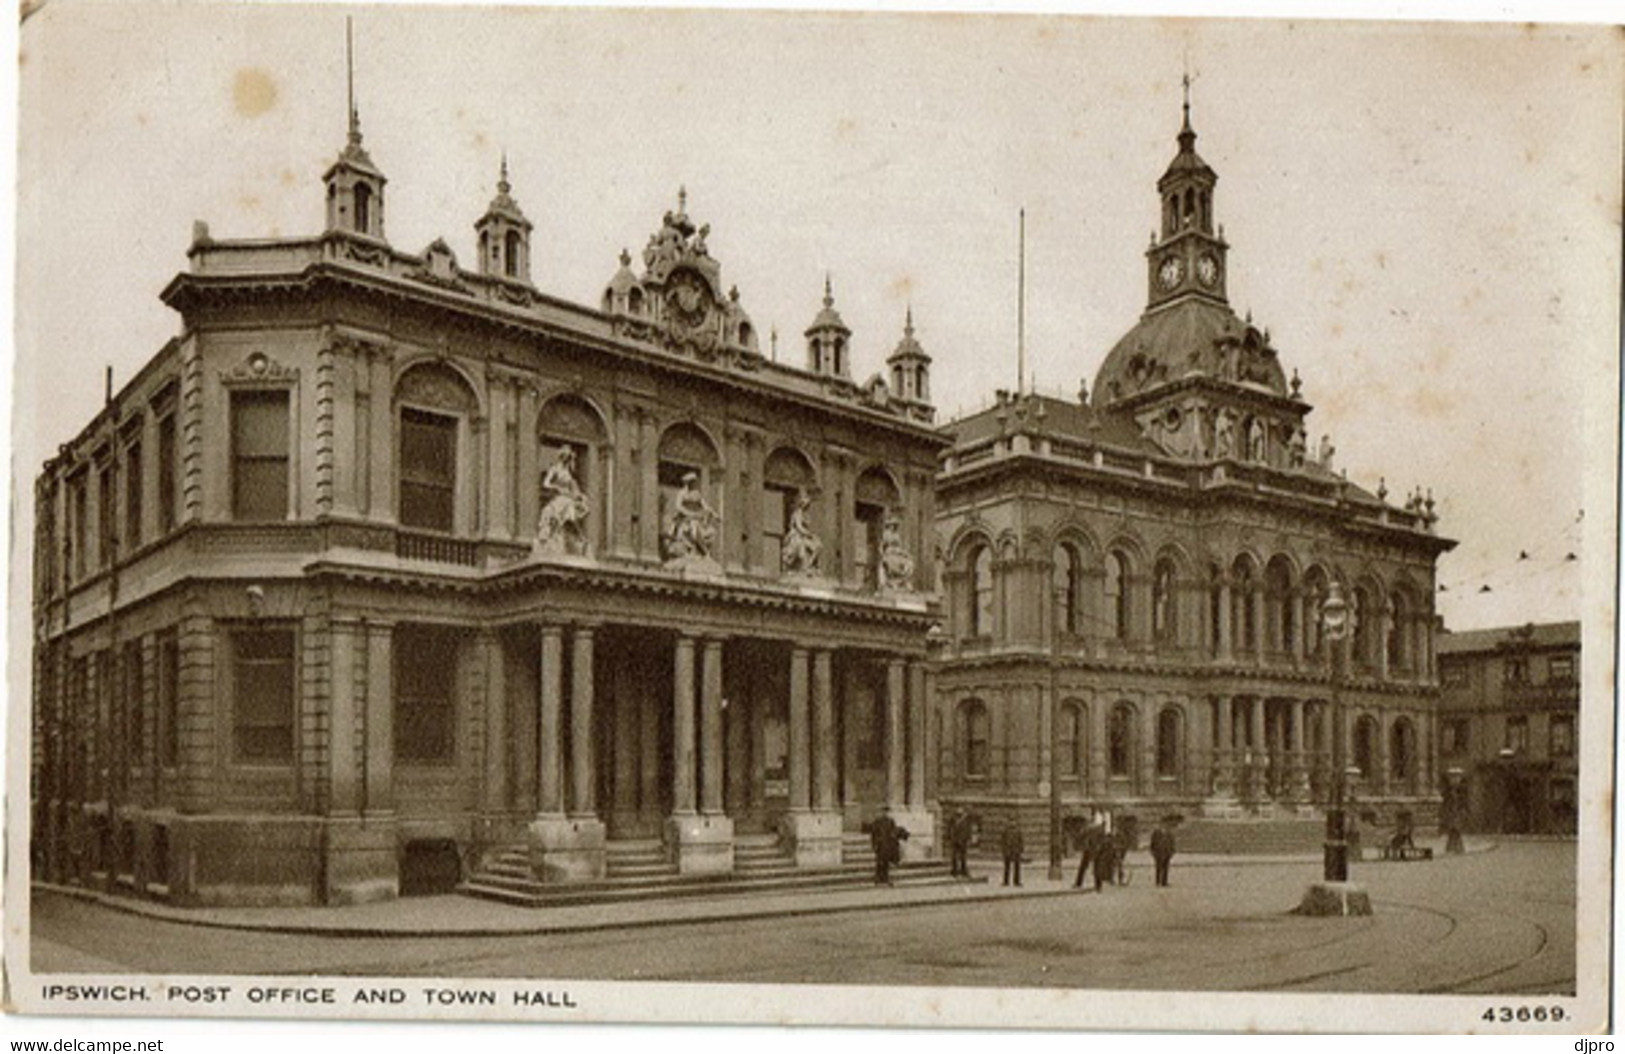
[498, 152, 510, 195]
[905, 304, 915, 338]
[824, 273, 834, 308]
[1179, 71, 1195, 150]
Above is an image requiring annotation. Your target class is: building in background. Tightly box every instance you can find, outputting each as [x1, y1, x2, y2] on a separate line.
[1436, 621, 1580, 835]
[31, 98, 945, 907]
[932, 97, 1457, 854]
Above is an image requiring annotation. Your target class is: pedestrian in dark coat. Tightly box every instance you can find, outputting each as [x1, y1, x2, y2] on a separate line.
[1000, 817, 1025, 887]
[866, 807, 908, 886]
[1092, 833, 1116, 892]
[948, 808, 974, 878]
[1150, 822, 1176, 887]
[1073, 817, 1103, 888]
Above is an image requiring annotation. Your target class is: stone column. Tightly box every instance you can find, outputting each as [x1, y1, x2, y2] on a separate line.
[813, 650, 837, 811]
[671, 635, 697, 815]
[569, 626, 596, 818]
[1289, 698, 1308, 801]
[1209, 696, 1233, 800]
[535, 625, 565, 816]
[481, 630, 508, 815]
[1291, 591, 1307, 666]
[1251, 586, 1266, 664]
[1248, 696, 1265, 802]
[908, 662, 927, 809]
[363, 621, 394, 816]
[788, 647, 811, 812]
[1216, 579, 1232, 660]
[1088, 695, 1109, 797]
[885, 660, 907, 807]
[329, 619, 362, 817]
[700, 638, 725, 815]
[1375, 710, 1391, 796]
[639, 411, 661, 559]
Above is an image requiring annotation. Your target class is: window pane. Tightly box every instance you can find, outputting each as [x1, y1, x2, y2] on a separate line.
[400, 410, 457, 531]
[234, 459, 289, 521]
[395, 627, 456, 762]
[157, 415, 177, 532]
[234, 630, 295, 763]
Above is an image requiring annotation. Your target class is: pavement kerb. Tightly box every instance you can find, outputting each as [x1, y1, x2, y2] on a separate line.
[33, 878, 1086, 940]
[31, 839, 1496, 940]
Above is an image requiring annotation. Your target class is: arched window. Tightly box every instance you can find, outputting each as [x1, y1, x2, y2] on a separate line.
[1053, 543, 1082, 636]
[1390, 718, 1415, 786]
[1106, 551, 1130, 640]
[971, 545, 994, 638]
[504, 230, 523, 278]
[396, 363, 478, 534]
[763, 447, 817, 574]
[960, 700, 990, 779]
[1156, 707, 1182, 777]
[1303, 568, 1329, 659]
[853, 467, 901, 590]
[354, 183, 372, 234]
[1353, 716, 1377, 778]
[1108, 703, 1134, 777]
[627, 287, 644, 314]
[1153, 558, 1178, 643]
[1266, 557, 1294, 654]
[1233, 556, 1258, 654]
[1058, 702, 1084, 779]
[1351, 586, 1373, 668]
[1387, 590, 1412, 671]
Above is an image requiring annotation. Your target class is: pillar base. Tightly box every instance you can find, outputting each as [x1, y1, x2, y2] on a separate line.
[666, 813, 735, 874]
[889, 808, 937, 862]
[526, 816, 607, 883]
[780, 811, 843, 868]
[321, 816, 400, 906]
[1295, 880, 1373, 916]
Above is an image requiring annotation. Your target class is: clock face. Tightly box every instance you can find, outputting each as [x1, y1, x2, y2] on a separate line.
[1158, 257, 1184, 291]
[1197, 254, 1220, 287]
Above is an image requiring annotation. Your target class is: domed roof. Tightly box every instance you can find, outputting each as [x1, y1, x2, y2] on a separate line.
[806, 275, 850, 335]
[605, 248, 638, 296]
[1092, 297, 1286, 406]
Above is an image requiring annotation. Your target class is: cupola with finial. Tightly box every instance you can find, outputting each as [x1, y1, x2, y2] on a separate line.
[805, 275, 851, 379]
[474, 155, 533, 283]
[887, 306, 933, 410]
[1145, 74, 1228, 310]
[323, 19, 388, 242]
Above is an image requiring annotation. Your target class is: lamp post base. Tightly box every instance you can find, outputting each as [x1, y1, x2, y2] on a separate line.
[1295, 880, 1373, 917]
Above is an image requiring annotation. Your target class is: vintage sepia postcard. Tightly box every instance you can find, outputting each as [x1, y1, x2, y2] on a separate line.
[5, 0, 1619, 1039]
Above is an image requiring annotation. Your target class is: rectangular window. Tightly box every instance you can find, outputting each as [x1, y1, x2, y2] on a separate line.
[1504, 715, 1529, 753]
[399, 408, 457, 532]
[1550, 714, 1575, 757]
[1503, 656, 1529, 685]
[232, 628, 295, 763]
[123, 441, 143, 551]
[1441, 717, 1469, 755]
[231, 391, 290, 521]
[394, 625, 456, 763]
[1549, 654, 1576, 682]
[68, 471, 88, 579]
[157, 413, 177, 533]
[158, 630, 179, 768]
[124, 639, 145, 763]
[98, 463, 115, 566]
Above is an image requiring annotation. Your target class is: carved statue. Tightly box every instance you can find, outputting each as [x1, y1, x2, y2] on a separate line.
[1318, 434, 1337, 470]
[662, 471, 720, 566]
[535, 447, 589, 557]
[1213, 407, 1236, 458]
[1288, 427, 1307, 469]
[878, 513, 916, 592]
[1248, 418, 1267, 462]
[780, 490, 822, 576]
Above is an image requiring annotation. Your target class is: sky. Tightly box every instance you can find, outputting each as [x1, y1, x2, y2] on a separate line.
[12, 2, 1620, 632]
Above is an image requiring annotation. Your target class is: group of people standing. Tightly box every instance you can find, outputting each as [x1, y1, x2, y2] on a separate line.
[938, 807, 1179, 890]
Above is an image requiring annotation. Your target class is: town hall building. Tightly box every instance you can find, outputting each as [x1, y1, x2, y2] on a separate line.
[931, 97, 1457, 855]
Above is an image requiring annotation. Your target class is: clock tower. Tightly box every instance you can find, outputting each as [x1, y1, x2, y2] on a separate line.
[1146, 78, 1229, 311]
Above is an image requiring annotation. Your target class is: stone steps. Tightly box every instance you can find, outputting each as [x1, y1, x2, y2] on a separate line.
[460, 852, 963, 909]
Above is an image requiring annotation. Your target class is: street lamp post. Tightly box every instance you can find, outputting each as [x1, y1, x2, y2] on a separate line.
[1321, 581, 1349, 883]
[1296, 579, 1372, 915]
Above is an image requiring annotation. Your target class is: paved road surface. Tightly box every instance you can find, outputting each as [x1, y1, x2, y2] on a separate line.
[31, 842, 1574, 994]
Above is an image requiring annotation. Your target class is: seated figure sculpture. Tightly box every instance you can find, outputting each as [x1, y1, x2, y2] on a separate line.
[535, 447, 589, 556]
[662, 471, 720, 567]
[780, 490, 822, 576]
[878, 513, 915, 592]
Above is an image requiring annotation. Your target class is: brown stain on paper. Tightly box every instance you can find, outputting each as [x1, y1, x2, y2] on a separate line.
[232, 68, 278, 118]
